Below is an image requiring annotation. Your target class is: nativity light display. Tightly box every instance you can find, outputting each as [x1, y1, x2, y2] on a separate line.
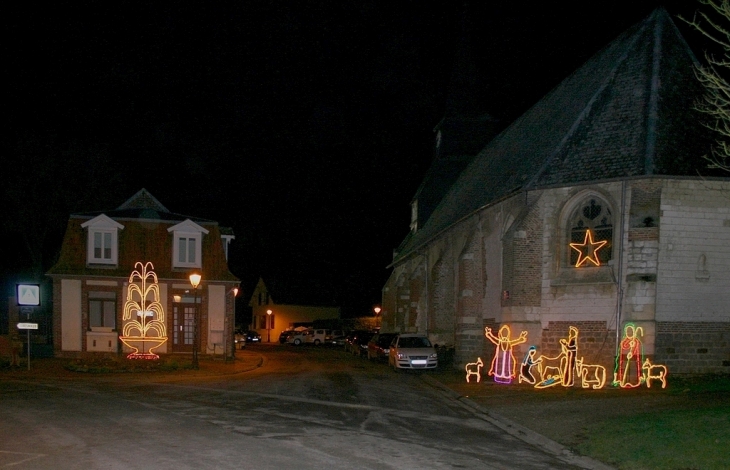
[614, 323, 645, 388]
[465, 357, 483, 383]
[466, 324, 667, 390]
[484, 325, 527, 384]
[569, 229, 608, 267]
[120, 262, 167, 359]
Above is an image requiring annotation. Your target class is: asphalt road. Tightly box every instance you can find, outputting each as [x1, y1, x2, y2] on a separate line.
[1, 345, 598, 469]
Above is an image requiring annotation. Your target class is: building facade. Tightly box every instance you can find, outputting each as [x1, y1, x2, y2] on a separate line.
[46, 189, 240, 359]
[248, 277, 340, 342]
[383, 10, 730, 374]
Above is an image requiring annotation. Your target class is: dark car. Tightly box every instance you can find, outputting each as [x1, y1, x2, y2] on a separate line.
[344, 330, 367, 354]
[367, 333, 398, 361]
[245, 330, 261, 343]
[328, 334, 348, 347]
[349, 331, 375, 357]
[279, 330, 296, 344]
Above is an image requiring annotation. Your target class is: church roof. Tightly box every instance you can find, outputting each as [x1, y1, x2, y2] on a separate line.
[393, 8, 720, 265]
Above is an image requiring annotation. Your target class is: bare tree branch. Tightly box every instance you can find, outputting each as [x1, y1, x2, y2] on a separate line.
[679, 0, 730, 172]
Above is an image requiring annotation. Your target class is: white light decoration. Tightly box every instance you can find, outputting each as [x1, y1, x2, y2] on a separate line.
[120, 262, 167, 359]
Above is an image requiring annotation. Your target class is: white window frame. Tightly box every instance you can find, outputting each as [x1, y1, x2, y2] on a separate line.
[81, 214, 124, 266]
[168, 219, 209, 269]
[88, 291, 117, 331]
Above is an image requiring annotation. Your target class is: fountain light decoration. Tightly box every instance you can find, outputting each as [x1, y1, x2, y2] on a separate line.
[120, 262, 167, 359]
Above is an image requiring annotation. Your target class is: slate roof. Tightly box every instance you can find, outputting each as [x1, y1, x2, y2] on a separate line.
[393, 8, 722, 266]
[71, 188, 217, 225]
[47, 189, 238, 282]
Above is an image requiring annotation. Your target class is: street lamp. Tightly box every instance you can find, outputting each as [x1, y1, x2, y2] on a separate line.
[374, 306, 381, 330]
[189, 273, 202, 369]
[266, 309, 272, 343]
[229, 287, 238, 361]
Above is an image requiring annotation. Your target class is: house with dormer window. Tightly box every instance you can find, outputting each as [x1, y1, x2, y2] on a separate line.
[46, 189, 239, 359]
[383, 9, 730, 375]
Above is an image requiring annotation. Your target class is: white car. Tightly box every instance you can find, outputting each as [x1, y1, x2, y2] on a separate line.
[287, 329, 312, 346]
[389, 334, 438, 370]
[304, 329, 330, 346]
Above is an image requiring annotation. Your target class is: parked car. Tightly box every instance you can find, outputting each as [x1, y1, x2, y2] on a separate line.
[348, 331, 375, 357]
[279, 330, 296, 344]
[234, 328, 247, 349]
[287, 329, 312, 346]
[389, 334, 438, 370]
[234, 329, 261, 347]
[344, 330, 367, 354]
[305, 328, 330, 346]
[367, 332, 398, 361]
[328, 334, 348, 348]
[245, 330, 261, 343]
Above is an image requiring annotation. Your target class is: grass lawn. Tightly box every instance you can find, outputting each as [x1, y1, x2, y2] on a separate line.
[576, 375, 730, 470]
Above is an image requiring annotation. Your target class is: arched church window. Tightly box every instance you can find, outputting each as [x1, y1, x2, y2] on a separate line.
[568, 198, 613, 266]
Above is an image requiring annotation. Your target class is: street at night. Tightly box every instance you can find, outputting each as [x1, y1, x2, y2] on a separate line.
[0, 345, 604, 470]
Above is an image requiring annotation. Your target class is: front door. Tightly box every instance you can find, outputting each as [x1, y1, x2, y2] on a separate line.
[172, 303, 195, 352]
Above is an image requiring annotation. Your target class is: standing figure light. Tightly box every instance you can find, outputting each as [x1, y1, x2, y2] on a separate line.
[614, 323, 644, 388]
[485, 325, 528, 384]
[189, 273, 202, 369]
[120, 262, 167, 359]
[266, 309, 272, 343]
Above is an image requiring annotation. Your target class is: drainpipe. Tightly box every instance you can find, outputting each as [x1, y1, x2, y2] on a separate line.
[615, 180, 627, 353]
[424, 250, 429, 337]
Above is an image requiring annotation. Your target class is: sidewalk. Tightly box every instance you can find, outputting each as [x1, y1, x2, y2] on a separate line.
[0, 350, 265, 381]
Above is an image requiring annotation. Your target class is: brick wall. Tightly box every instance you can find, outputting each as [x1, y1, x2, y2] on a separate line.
[508, 200, 543, 307]
[656, 321, 730, 374]
[540, 321, 616, 371]
[429, 247, 454, 336]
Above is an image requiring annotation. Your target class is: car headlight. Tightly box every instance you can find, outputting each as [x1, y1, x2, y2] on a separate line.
[429, 353, 438, 359]
[397, 352, 407, 359]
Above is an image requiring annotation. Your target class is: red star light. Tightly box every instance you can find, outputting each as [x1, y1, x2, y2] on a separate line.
[570, 229, 608, 267]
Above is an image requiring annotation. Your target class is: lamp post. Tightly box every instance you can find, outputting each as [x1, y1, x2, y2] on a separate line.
[266, 309, 272, 343]
[189, 273, 202, 369]
[374, 306, 381, 330]
[229, 287, 238, 361]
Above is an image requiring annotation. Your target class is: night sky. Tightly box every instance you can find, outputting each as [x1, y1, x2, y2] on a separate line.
[4, 1, 705, 320]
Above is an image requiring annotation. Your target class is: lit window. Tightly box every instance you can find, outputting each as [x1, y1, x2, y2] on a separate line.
[81, 214, 124, 266]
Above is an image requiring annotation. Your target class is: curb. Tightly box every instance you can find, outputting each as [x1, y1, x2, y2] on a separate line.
[421, 375, 615, 470]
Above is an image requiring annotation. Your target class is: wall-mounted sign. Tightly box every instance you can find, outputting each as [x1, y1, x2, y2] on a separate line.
[16, 284, 40, 306]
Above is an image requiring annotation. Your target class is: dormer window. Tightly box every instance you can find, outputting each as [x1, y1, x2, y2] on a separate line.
[81, 214, 124, 266]
[168, 219, 209, 269]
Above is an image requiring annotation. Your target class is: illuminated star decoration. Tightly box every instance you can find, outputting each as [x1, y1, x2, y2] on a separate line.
[569, 229, 608, 267]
